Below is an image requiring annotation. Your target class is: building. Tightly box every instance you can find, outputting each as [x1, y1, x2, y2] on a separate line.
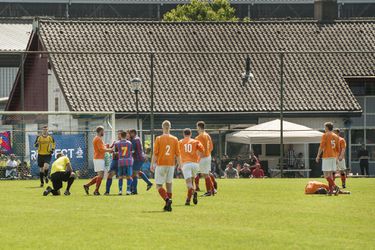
[0, 0, 374, 20]
[4, 14, 374, 176]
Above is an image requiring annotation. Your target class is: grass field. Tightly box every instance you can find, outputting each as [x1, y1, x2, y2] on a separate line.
[0, 178, 374, 250]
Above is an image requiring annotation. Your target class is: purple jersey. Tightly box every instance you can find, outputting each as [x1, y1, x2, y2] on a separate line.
[112, 140, 119, 160]
[132, 137, 145, 162]
[115, 140, 133, 166]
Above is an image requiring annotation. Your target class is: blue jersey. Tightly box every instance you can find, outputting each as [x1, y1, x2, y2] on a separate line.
[115, 140, 133, 166]
[132, 137, 145, 162]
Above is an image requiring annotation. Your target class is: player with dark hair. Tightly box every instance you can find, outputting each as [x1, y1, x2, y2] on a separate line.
[151, 120, 180, 212]
[83, 126, 112, 195]
[104, 130, 122, 195]
[316, 122, 340, 196]
[179, 128, 204, 206]
[195, 121, 216, 196]
[43, 153, 75, 196]
[114, 131, 133, 195]
[333, 128, 348, 188]
[129, 129, 153, 194]
[305, 181, 350, 195]
[34, 125, 55, 187]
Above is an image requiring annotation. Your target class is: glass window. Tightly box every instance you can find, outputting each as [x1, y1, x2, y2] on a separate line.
[266, 144, 280, 156]
[349, 81, 365, 96]
[251, 144, 262, 156]
[351, 130, 364, 145]
[366, 97, 375, 113]
[366, 146, 375, 161]
[366, 82, 375, 96]
[366, 129, 375, 144]
[351, 146, 362, 161]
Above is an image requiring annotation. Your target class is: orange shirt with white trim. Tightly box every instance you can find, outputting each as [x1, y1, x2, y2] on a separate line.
[195, 132, 213, 158]
[320, 132, 340, 158]
[153, 134, 180, 166]
[93, 136, 106, 159]
[179, 137, 204, 164]
[338, 137, 346, 159]
[305, 181, 329, 194]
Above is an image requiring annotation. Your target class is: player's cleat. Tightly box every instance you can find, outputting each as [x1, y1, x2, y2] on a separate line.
[202, 192, 212, 197]
[193, 192, 198, 205]
[126, 191, 132, 195]
[131, 191, 138, 195]
[93, 191, 100, 196]
[45, 177, 49, 184]
[213, 189, 218, 195]
[83, 185, 89, 195]
[185, 200, 190, 206]
[118, 191, 122, 196]
[40, 183, 44, 188]
[196, 187, 200, 192]
[146, 183, 153, 191]
[164, 199, 172, 212]
[64, 190, 71, 196]
[334, 186, 340, 196]
[43, 186, 52, 196]
[104, 192, 109, 196]
[342, 183, 346, 189]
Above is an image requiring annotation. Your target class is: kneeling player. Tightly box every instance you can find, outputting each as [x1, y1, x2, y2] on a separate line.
[151, 120, 180, 212]
[305, 181, 350, 195]
[179, 128, 204, 205]
[43, 153, 75, 196]
[115, 131, 133, 195]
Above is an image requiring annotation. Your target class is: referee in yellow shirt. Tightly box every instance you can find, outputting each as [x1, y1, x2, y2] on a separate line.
[34, 125, 55, 187]
[43, 153, 75, 196]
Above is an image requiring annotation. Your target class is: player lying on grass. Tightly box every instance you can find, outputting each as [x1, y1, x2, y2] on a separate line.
[43, 153, 75, 196]
[151, 120, 180, 212]
[178, 128, 204, 206]
[305, 181, 350, 195]
[104, 130, 122, 195]
[333, 128, 348, 188]
[129, 129, 153, 194]
[84, 126, 113, 195]
[316, 122, 340, 196]
[114, 131, 134, 195]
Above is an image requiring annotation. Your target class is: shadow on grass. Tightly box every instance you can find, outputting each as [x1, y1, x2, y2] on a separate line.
[141, 210, 166, 214]
[25, 186, 43, 189]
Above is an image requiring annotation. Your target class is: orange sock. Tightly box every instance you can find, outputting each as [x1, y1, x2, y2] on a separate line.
[341, 173, 346, 184]
[87, 176, 98, 186]
[194, 175, 200, 189]
[95, 176, 103, 192]
[205, 176, 214, 193]
[158, 188, 168, 200]
[210, 174, 217, 189]
[167, 192, 172, 199]
[187, 188, 194, 201]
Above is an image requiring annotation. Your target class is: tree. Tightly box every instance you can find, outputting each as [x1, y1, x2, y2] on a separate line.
[163, 0, 239, 22]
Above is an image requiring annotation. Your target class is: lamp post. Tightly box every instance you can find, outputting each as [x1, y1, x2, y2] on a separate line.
[131, 77, 142, 132]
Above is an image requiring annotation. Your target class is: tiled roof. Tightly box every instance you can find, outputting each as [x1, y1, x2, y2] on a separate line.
[0, 20, 32, 51]
[38, 20, 375, 113]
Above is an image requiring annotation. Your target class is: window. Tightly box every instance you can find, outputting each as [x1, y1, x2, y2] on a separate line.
[252, 144, 262, 156]
[266, 144, 280, 156]
[366, 129, 375, 144]
[351, 130, 364, 145]
[351, 145, 362, 161]
[54, 97, 59, 112]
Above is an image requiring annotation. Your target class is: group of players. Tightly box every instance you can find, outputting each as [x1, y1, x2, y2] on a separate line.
[41, 120, 217, 212]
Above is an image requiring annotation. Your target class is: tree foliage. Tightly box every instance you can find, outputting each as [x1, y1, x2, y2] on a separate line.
[163, 0, 239, 22]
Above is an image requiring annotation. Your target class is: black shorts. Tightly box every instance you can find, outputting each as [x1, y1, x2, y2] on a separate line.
[37, 154, 52, 168]
[51, 171, 71, 191]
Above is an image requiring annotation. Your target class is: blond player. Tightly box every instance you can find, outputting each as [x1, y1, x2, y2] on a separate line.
[195, 121, 215, 196]
[179, 128, 204, 206]
[333, 128, 347, 188]
[316, 122, 340, 196]
[151, 120, 180, 212]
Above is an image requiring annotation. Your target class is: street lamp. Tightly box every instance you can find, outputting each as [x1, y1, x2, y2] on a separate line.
[131, 77, 142, 132]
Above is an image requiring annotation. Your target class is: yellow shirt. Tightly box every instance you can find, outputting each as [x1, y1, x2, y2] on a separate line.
[34, 135, 56, 155]
[51, 156, 70, 175]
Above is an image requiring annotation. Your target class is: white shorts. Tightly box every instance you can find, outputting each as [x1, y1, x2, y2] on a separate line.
[337, 159, 346, 171]
[322, 158, 337, 172]
[182, 162, 199, 179]
[93, 159, 105, 172]
[155, 166, 175, 185]
[198, 156, 211, 174]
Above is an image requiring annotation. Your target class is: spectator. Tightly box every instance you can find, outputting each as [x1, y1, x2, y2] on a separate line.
[295, 152, 305, 177]
[211, 156, 218, 176]
[141, 156, 151, 178]
[236, 163, 242, 173]
[239, 163, 252, 178]
[249, 151, 259, 169]
[252, 164, 264, 178]
[287, 144, 296, 168]
[233, 155, 243, 169]
[224, 162, 239, 179]
[358, 144, 369, 176]
[6, 154, 18, 179]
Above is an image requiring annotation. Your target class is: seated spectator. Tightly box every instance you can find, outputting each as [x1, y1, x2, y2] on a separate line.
[224, 162, 239, 179]
[252, 164, 265, 178]
[239, 163, 252, 178]
[6, 154, 18, 179]
[236, 163, 242, 173]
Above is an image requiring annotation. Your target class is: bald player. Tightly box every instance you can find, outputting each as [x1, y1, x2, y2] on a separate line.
[333, 128, 347, 188]
[179, 128, 204, 206]
[151, 120, 180, 212]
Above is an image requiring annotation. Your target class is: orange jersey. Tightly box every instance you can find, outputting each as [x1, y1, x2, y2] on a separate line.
[338, 137, 346, 158]
[305, 181, 329, 194]
[320, 132, 340, 158]
[179, 137, 204, 164]
[195, 132, 213, 157]
[153, 134, 180, 166]
[93, 136, 106, 159]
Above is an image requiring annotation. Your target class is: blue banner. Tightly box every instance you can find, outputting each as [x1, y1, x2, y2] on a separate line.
[29, 134, 86, 176]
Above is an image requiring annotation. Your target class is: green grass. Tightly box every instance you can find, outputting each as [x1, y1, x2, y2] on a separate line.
[0, 178, 374, 250]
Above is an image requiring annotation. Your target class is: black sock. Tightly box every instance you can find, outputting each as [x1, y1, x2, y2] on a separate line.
[51, 190, 60, 195]
[39, 172, 44, 184]
[44, 169, 48, 178]
[66, 177, 74, 191]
